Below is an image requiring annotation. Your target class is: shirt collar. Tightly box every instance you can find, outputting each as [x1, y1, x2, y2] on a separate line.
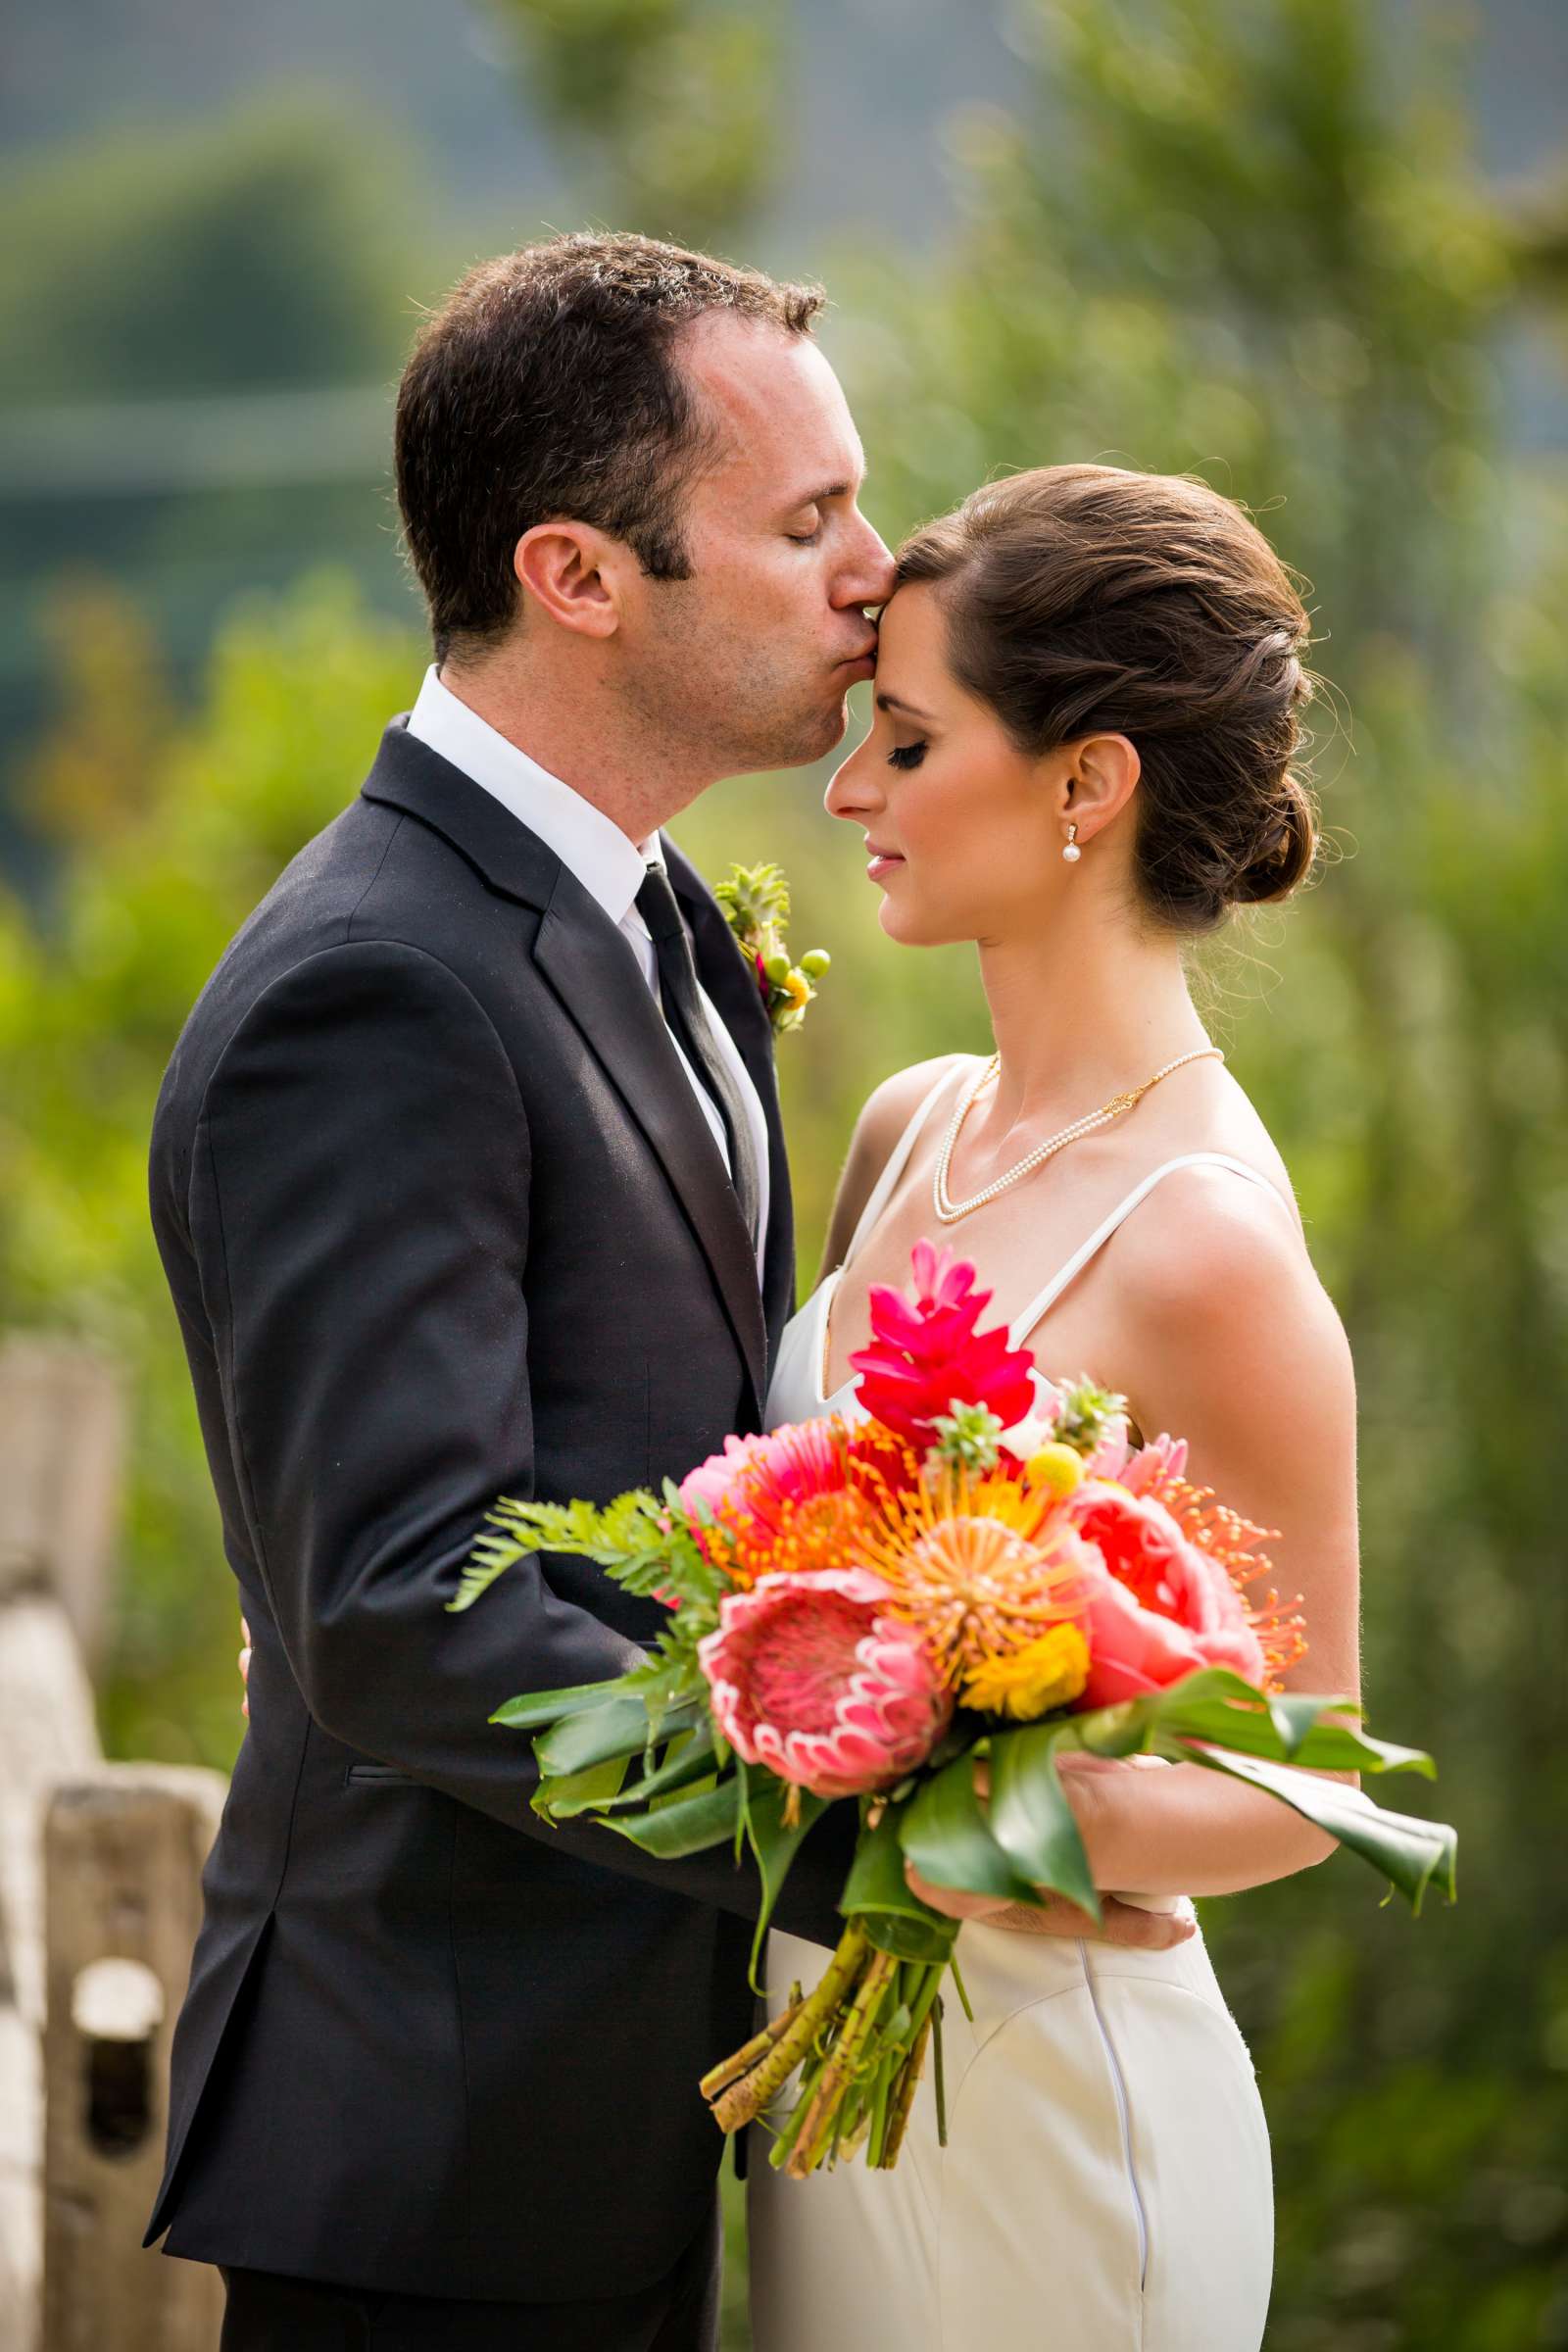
[406, 664, 659, 929]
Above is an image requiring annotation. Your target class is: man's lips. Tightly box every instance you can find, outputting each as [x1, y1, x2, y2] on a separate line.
[837, 637, 879, 678]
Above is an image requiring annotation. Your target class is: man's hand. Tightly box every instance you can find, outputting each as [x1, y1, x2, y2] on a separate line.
[903, 1749, 1198, 1951]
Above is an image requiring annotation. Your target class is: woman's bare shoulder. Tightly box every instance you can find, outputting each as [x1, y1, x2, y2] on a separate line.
[853, 1054, 982, 1165]
[1108, 1151, 1352, 1418]
[818, 1054, 980, 1278]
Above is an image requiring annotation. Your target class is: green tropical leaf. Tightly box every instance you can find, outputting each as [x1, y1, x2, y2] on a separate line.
[596, 1775, 742, 1858]
[841, 1802, 912, 1913]
[534, 1693, 684, 1779]
[744, 1779, 831, 1988]
[533, 1754, 630, 1817]
[1178, 1743, 1457, 1912]
[901, 1754, 1039, 1906]
[544, 1724, 718, 1819]
[488, 1676, 641, 1732]
[988, 1722, 1101, 1918]
[841, 1801, 959, 1962]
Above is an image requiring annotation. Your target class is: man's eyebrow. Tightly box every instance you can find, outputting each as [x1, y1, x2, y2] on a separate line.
[782, 478, 857, 511]
[876, 692, 936, 723]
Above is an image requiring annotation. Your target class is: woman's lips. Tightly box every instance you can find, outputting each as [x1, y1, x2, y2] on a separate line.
[866, 847, 906, 883]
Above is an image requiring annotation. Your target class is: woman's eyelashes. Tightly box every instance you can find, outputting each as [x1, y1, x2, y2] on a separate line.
[887, 741, 928, 771]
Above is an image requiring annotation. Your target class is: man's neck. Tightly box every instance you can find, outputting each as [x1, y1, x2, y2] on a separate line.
[436, 655, 706, 845]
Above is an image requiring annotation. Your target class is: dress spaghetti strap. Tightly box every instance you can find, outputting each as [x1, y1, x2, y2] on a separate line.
[840, 1063, 969, 1270]
[1005, 1152, 1295, 1348]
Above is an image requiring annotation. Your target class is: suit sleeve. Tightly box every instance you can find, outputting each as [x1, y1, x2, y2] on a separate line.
[195, 938, 852, 1942]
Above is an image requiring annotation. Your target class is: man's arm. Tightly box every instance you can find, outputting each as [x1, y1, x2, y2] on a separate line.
[196, 937, 851, 1940]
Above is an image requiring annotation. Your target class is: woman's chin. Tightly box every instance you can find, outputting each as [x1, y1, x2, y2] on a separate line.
[877, 894, 953, 950]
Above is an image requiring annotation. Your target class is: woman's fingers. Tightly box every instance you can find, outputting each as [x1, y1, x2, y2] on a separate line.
[904, 1859, 1197, 1948]
[238, 1617, 251, 1720]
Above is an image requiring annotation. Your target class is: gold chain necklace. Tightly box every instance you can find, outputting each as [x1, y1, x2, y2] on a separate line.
[933, 1046, 1224, 1226]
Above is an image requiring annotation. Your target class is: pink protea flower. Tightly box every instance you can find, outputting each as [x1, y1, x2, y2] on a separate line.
[697, 1567, 953, 1797]
[1066, 1480, 1267, 1703]
[850, 1240, 1036, 1452]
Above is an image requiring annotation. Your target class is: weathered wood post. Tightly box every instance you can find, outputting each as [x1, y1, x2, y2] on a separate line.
[41, 1768, 226, 2352]
[0, 1338, 124, 2352]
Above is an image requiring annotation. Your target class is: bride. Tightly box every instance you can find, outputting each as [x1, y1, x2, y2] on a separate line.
[749, 464, 1360, 2352]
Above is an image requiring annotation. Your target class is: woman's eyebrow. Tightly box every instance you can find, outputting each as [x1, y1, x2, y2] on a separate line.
[875, 692, 936, 723]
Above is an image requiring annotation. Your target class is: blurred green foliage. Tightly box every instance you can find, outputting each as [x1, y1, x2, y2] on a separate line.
[490, 0, 783, 241]
[2, 0, 1565, 2343]
[0, 95, 416, 403]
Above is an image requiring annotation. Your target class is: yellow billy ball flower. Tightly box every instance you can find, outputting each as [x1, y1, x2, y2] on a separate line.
[782, 968, 812, 1012]
[961, 1623, 1092, 1721]
[1025, 1443, 1085, 1499]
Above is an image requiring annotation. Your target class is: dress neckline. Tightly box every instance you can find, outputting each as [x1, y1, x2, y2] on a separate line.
[811, 1061, 1294, 1411]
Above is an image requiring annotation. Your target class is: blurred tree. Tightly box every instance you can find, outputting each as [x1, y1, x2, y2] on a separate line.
[0, 96, 415, 403]
[487, 0, 783, 242]
[0, 96, 433, 857]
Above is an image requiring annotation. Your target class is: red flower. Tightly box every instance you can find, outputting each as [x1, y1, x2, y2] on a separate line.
[849, 1240, 1036, 1453]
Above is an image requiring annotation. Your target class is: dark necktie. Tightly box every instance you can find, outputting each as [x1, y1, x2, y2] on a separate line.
[635, 865, 762, 1242]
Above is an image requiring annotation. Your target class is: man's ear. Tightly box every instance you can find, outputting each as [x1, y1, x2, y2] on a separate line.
[514, 522, 626, 639]
[1060, 732, 1141, 846]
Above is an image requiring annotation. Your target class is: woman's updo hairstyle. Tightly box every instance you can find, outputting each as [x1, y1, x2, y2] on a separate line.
[895, 465, 1320, 933]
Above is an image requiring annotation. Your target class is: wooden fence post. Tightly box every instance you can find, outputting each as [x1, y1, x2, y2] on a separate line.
[0, 1336, 125, 1673]
[41, 1768, 226, 2352]
[0, 1341, 122, 2352]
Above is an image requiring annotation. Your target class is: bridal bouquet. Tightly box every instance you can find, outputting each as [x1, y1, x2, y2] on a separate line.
[451, 1244, 1455, 2179]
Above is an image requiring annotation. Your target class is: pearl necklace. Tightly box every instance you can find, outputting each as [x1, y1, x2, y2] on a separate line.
[933, 1047, 1225, 1225]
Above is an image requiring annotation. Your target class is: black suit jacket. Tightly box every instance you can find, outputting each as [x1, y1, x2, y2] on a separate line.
[143, 720, 852, 2301]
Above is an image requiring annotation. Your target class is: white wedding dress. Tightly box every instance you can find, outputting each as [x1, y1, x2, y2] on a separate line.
[748, 1072, 1280, 2352]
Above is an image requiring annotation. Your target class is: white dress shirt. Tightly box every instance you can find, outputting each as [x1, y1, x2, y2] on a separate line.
[405, 665, 769, 1274]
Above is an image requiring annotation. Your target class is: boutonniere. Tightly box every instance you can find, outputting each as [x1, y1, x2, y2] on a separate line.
[715, 861, 831, 1040]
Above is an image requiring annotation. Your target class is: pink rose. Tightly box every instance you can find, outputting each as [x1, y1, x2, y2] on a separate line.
[1068, 1481, 1266, 1705]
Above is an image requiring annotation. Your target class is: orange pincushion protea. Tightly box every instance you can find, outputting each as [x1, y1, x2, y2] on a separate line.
[678, 1417, 911, 1591]
[854, 1467, 1097, 1694]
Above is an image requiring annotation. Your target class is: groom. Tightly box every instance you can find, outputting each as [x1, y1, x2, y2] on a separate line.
[145, 232, 1184, 2350]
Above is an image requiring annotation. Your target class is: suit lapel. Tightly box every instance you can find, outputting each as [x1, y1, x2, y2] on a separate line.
[665, 845, 797, 1368]
[362, 721, 769, 1414]
[533, 867, 768, 1416]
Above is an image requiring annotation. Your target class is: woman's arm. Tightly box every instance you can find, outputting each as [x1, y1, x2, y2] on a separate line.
[1063, 1169, 1362, 1896]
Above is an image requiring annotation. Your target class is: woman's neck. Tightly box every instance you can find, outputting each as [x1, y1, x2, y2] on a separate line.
[974, 899, 1210, 1139]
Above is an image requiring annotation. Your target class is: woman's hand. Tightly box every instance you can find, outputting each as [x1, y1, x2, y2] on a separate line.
[903, 1751, 1198, 1949]
[238, 1616, 251, 1720]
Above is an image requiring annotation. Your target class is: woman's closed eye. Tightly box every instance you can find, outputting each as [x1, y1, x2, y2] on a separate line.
[888, 741, 928, 770]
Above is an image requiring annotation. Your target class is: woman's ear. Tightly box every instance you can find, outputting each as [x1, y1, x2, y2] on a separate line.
[1061, 732, 1141, 847]
[513, 521, 626, 638]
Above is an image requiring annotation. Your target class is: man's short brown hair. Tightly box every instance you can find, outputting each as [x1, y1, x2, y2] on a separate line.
[394, 231, 825, 662]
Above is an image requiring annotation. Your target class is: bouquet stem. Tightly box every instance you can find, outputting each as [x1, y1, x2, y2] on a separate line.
[708, 1924, 871, 2133]
[787, 1945, 901, 2177]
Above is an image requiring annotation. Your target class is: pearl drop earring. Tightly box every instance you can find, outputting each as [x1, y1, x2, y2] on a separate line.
[1062, 822, 1082, 864]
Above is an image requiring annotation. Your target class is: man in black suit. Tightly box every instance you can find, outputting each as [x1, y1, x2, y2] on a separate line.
[145, 233, 891, 2350]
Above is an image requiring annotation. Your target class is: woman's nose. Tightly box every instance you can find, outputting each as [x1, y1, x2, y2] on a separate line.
[825, 740, 882, 823]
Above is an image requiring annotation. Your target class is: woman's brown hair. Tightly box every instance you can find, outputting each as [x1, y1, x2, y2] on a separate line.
[896, 466, 1320, 933]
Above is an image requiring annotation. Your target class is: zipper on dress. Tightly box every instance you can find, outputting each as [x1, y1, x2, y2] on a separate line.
[1078, 1941, 1150, 2292]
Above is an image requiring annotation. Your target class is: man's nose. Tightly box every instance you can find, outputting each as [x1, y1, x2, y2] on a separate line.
[838, 519, 897, 609]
